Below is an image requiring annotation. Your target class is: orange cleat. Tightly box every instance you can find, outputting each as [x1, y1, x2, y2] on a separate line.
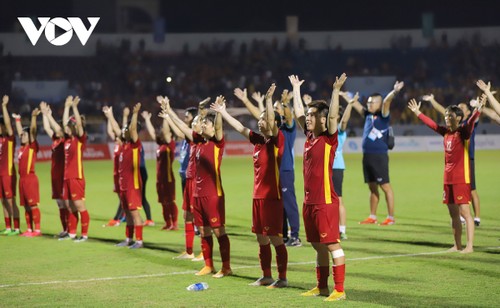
[195, 266, 216, 276]
[379, 218, 395, 226]
[359, 217, 377, 224]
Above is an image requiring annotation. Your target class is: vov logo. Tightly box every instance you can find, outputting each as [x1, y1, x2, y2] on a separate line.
[18, 17, 100, 46]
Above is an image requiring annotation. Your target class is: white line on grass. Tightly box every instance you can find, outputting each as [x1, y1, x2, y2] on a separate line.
[1, 246, 499, 289]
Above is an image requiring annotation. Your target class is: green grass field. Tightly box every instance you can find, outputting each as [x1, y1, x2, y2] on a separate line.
[1, 150, 499, 307]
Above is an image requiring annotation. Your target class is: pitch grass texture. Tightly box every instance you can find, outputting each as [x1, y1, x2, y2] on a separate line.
[1, 151, 499, 307]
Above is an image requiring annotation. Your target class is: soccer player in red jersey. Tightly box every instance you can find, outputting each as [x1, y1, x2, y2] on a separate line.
[0, 95, 20, 236]
[165, 96, 232, 278]
[115, 103, 145, 249]
[142, 98, 178, 230]
[12, 109, 42, 237]
[408, 97, 483, 254]
[212, 84, 289, 288]
[40, 101, 68, 237]
[61, 96, 90, 242]
[160, 99, 205, 260]
[290, 73, 347, 301]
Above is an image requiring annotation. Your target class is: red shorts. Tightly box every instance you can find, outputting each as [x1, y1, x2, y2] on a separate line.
[443, 184, 471, 204]
[182, 178, 195, 212]
[51, 175, 64, 199]
[19, 175, 40, 206]
[193, 195, 225, 228]
[0, 174, 15, 199]
[252, 199, 283, 236]
[62, 178, 86, 201]
[119, 189, 142, 211]
[303, 202, 340, 244]
[156, 180, 175, 203]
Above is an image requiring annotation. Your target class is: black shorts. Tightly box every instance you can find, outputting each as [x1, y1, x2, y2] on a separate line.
[363, 153, 390, 184]
[332, 169, 344, 197]
[470, 159, 476, 190]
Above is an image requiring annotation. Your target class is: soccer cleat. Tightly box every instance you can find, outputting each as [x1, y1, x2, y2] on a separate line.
[248, 276, 274, 286]
[266, 278, 288, 289]
[58, 234, 72, 241]
[7, 230, 20, 236]
[379, 218, 395, 226]
[340, 232, 348, 240]
[20, 230, 33, 237]
[212, 268, 233, 278]
[56, 231, 68, 238]
[1, 229, 12, 235]
[74, 236, 88, 243]
[301, 287, 330, 297]
[103, 219, 120, 227]
[115, 240, 132, 247]
[31, 231, 42, 237]
[144, 220, 155, 227]
[173, 251, 195, 260]
[324, 290, 346, 301]
[191, 252, 204, 262]
[129, 241, 143, 249]
[285, 237, 302, 247]
[195, 266, 216, 276]
[359, 217, 377, 224]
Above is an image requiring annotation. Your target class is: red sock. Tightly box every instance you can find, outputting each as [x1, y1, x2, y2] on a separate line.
[59, 208, 68, 231]
[80, 210, 89, 236]
[135, 225, 143, 241]
[161, 202, 170, 226]
[170, 202, 178, 227]
[68, 211, 78, 235]
[332, 264, 345, 292]
[201, 236, 214, 267]
[13, 217, 20, 230]
[126, 225, 134, 239]
[274, 244, 288, 280]
[24, 210, 33, 230]
[317, 266, 330, 289]
[217, 234, 231, 269]
[185, 222, 195, 254]
[32, 207, 41, 230]
[259, 243, 272, 277]
[4, 217, 11, 229]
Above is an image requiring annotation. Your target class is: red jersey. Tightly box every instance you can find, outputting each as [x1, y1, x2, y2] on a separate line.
[185, 142, 197, 180]
[119, 139, 143, 191]
[51, 136, 65, 181]
[64, 134, 87, 180]
[18, 141, 39, 177]
[303, 130, 339, 205]
[0, 135, 15, 176]
[249, 130, 284, 200]
[156, 139, 176, 183]
[113, 142, 122, 177]
[418, 111, 480, 184]
[192, 132, 224, 197]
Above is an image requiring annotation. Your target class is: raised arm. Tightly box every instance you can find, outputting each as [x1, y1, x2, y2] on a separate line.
[408, 98, 445, 136]
[62, 95, 73, 133]
[382, 81, 404, 117]
[141, 110, 156, 141]
[129, 103, 141, 143]
[341, 91, 364, 117]
[156, 96, 183, 140]
[280, 89, 294, 127]
[265, 84, 277, 136]
[71, 96, 84, 137]
[102, 106, 121, 140]
[477, 80, 500, 116]
[288, 75, 306, 131]
[2, 95, 13, 136]
[422, 93, 446, 115]
[213, 95, 224, 141]
[340, 92, 359, 132]
[161, 98, 193, 141]
[482, 107, 500, 125]
[328, 73, 347, 135]
[210, 98, 250, 140]
[11, 113, 22, 137]
[30, 108, 40, 143]
[43, 103, 63, 138]
[251, 91, 265, 113]
[40, 102, 54, 138]
[234, 88, 261, 120]
[122, 107, 130, 129]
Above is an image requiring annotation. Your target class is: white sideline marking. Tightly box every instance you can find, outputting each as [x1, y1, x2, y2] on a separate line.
[1, 247, 499, 289]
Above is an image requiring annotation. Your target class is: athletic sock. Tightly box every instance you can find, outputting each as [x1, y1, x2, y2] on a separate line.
[274, 244, 288, 280]
[161, 202, 170, 226]
[59, 208, 68, 231]
[317, 266, 330, 289]
[259, 243, 272, 277]
[80, 210, 89, 236]
[339, 225, 346, 234]
[4, 217, 11, 229]
[185, 222, 195, 254]
[218, 234, 231, 269]
[32, 207, 41, 231]
[332, 264, 345, 292]
[369, 214, 377, 220]
[201, 236, 214, 267]
[135, 225, 143, 241]
[13, 217, 20, 230]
